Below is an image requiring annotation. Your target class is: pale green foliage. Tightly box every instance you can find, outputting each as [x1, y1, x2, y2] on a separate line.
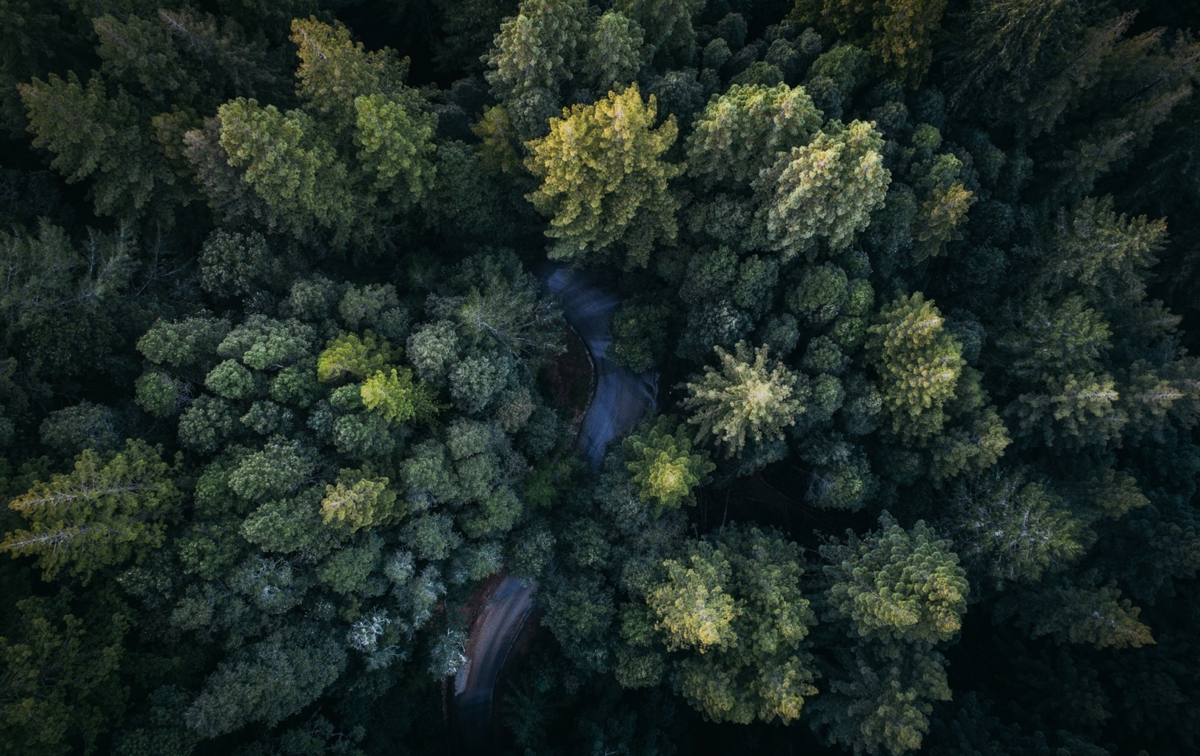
[205, 359, 258, 400]
[682, 342, 806, 455]
[360, 368, 441, 425]
[406, 321, 460, 382]
[137, 315, 231, 369]
[686, 83, 822, 186]
[634, 526, 818, 724]
[623, 416, 716, 512]
[822, 513, 969, 645]
[316, 332, 396, 383]
[867, 293, 965, 441]
[759, 119, 891, 261]
[913, 181, 976, 260]
[1011, 372, 1125, 447]
[584, 12, 647, 90]
[135, 370, 182, 417]
[217, 97, 354, 237]
[217, 315, 315, 371]
[2, 441, 180, 583]
[353, 93, 436, 205]
[647, 545, 738, 652]
[320, 474, 398, 532]
[483, 0, 588, 99]
[525, 84, 685, 269]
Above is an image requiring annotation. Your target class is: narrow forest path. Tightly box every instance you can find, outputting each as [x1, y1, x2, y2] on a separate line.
[451, 263, 658, 754]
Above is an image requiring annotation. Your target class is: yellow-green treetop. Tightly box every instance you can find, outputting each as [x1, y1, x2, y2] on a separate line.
[682, 341, 807, 456]
[524, 84, 685, 269]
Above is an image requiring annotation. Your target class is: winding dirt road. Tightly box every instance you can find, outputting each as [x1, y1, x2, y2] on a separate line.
[451, 264, 658, 753]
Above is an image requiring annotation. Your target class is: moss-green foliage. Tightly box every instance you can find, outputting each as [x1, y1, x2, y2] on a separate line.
[682, 341, 807, 456]
[525, 84, 684, 269]
[623, 416, 715, 512]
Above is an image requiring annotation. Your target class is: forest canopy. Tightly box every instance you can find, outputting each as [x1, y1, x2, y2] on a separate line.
[1, 0, 1200, 755]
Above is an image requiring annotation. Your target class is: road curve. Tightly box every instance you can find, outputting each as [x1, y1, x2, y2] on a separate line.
[451, 263, 658, 753]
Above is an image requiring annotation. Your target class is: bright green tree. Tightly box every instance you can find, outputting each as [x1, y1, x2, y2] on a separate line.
[623, 416, 716, 512]
[681, 342, 807, 456]
[320, 473, 398, 532]
[822, 513, 969, 645]
[524, 83, 685, 269]
[758, 119, 891, 261]
[1, 441, 181, 583]
[685, 83, 823, 186]
[866, 293, 965, 442]
[360, 368, 441, 425]
[316, 332, 397, 383]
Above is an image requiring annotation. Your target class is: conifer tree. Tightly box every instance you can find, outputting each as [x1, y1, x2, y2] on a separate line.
[623, 416, 715, 513]
[2, 441, 181, 582]
[19, 72, 179, 220]
[525, 84, 684, 269]
[685, 83, 823, 187]
[583, 11, 648, 91]
[483, 0, 588, 101]
[681, 342, 808, 456]
[758, 119, 891, 261]
[867, 293, 965, 442]
[791, 0, 950, 86]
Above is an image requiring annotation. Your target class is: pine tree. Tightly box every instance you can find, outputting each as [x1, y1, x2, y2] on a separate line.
[216, 97, 355, 241]
[685, 83, 822, 187]
[524, 84, 684, 269]
[757, 119, 891, 261]
[483, 0, 588, 100]
[1, 441, 181, 583]
[681, 341, 808, 456]
[583, 11, 648, 91]
[822, 513, 969, 645]
[948, 470, 1089, 586]
[623, 416, 716, 512]
[18, 72, 179, 220]
[867, 293, 965, 442]
[360, 368, 441, 425]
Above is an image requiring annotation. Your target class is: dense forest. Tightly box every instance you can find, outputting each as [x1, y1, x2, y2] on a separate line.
[2, 0, 1200, 754]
